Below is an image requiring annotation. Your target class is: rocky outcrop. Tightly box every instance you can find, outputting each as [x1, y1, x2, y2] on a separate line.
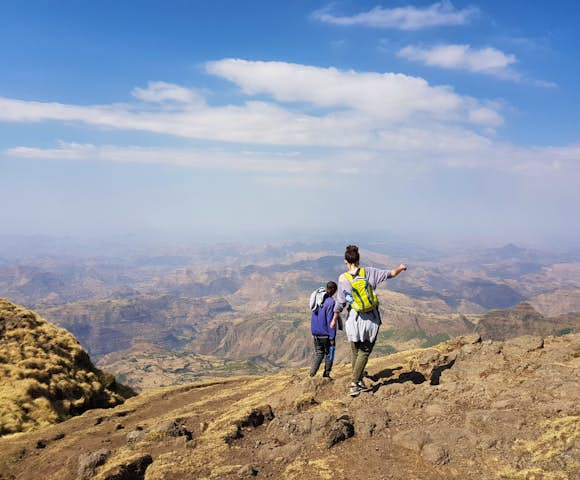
[41, 295, 233, 358]
[0, 298, 134, 436]
[475, 301, 580, 340]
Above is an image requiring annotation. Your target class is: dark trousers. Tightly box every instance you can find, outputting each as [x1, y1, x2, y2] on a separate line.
[309, 335, 333, 377]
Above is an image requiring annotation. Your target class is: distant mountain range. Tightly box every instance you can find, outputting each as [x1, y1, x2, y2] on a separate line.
[1, 242, 579, 389]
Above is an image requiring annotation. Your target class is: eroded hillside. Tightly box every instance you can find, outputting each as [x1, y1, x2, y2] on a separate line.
[3, 246, 580, 391]
[1, 332, 578, 480]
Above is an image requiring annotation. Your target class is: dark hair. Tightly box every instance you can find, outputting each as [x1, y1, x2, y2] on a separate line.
[344, 245, 360, 265]
[326, 281, 337, 295]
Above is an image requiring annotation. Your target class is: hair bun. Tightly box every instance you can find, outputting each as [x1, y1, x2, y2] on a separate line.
[344, 244, 360, 264]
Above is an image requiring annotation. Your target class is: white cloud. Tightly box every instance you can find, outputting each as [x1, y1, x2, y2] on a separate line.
[0, 96, 368, 147]
[468, 106, 504, 126]
[399, 44, 517, 78]
[5, 142, 323, 173]
[5, 59, 572, 182]
[206, 59, 501, 126]
[6, 142, 388, 179]
[0, 58, 505, 154]
[6, 134, 580, 181]
[131, 81, 203, 104]
[312, 1, 478, 30]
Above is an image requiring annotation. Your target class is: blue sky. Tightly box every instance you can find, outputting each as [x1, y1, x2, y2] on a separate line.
[1, 1, 579, 247]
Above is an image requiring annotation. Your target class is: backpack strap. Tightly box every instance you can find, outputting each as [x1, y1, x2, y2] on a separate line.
[344, 267, 364, 282]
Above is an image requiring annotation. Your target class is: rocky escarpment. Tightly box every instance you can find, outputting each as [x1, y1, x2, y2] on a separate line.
[40, 295, 232, 358]
[0, 332, 578, 479]
[475, 301, 580, 340]
[0, 298, 134, 436]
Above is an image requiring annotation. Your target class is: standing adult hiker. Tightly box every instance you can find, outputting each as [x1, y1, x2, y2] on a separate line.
[331, 245, 407, 397]
[309, 281, 338, 378]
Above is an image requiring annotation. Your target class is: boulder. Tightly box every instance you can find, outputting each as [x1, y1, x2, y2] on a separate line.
[421, 443, 450, 465]
[326, 415, 355, 448]
[102, 454, 153, 480]
[502, 336, 544, 356]
[78, 449, 111, 480]
[354, 407, 390, 437]
[392, 429, 432, 452]
[237, 464, 258, 477]
[126, 430, 146, 444]
[150, 420, 193, 441]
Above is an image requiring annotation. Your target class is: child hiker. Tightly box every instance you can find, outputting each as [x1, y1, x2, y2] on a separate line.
[309, 281, 338, 378]
[330, 245, 407, 396]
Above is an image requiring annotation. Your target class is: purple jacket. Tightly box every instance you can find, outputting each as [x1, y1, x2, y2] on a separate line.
[311, 295, 336, 340]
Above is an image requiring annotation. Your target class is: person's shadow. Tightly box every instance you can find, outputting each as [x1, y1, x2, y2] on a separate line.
[366, 358, 456, 393]
[364, 367, 401, 382]
[365, 367, 427, 393]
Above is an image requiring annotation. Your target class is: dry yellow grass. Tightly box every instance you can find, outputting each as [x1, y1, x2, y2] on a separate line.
[520, 416, 580, 464]
[498, 467, 568, 480]
[0, 298, 132, 435]
[496, 416, 580, 480]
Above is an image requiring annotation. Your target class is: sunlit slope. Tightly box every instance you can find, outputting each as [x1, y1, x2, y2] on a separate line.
[1, 331, 578, 479]
[0, 298, 133, 435]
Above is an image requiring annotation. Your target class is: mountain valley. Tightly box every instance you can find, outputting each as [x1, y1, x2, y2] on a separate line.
[1, 241, 579, 390]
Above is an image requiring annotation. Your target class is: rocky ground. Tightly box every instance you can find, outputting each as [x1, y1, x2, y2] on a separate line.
[1, 332, 579, 480]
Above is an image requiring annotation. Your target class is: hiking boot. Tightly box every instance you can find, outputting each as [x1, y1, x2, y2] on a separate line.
[356, 380, 373, 392]
[349, 383, 362, 397]
[322, 373, 333, 380]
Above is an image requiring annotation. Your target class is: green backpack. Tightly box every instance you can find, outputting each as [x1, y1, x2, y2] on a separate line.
[344, 267, 379, 313]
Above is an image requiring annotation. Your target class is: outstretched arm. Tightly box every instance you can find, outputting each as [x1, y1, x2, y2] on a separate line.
[390, 264, 407, 278]
[366, 264, 408, 286]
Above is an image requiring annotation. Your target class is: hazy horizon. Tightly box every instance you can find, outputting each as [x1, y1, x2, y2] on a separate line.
[0, 230, 578, 262]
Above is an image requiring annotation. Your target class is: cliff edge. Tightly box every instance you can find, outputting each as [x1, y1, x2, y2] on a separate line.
[0, 298, 134, 436]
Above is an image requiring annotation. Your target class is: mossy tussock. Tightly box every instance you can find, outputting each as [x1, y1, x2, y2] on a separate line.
[0, 298, 134, 436]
